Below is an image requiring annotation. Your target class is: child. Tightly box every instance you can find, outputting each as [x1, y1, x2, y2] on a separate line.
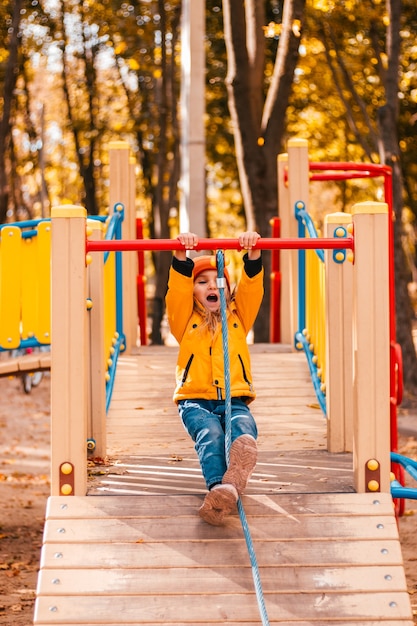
[165, 231, 264, 525]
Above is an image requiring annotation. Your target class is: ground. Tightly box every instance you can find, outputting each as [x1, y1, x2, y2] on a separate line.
[0, 374, 417, 626]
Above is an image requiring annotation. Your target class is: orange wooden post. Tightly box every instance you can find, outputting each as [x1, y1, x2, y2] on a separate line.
[352, 201, 391, 493]
[325, 212, 354, 453]
[279, 138, 310, 346]
[50, 206, 88, 496]
[109, 141, 138, 352]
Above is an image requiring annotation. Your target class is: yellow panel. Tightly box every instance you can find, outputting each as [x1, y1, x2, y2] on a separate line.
[305, 241, 326, 386]
[103, 252, 116, 370]
[0, 226, 22, 348]
[21, 236, 38, 340]
[36, 221, 52, 344]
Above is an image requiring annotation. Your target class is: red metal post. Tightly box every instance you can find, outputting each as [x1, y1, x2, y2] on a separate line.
[136, 218, 147, 346]
[269, 218, 281, 343]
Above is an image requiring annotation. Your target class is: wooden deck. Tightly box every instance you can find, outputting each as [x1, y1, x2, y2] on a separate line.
[0, 350, 51, 377]
[34, 345, 414, 625]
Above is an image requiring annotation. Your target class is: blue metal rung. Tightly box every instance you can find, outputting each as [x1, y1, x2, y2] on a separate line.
[391, 451, 417, 500]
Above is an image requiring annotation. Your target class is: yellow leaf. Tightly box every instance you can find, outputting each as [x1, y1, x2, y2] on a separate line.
[128, 58, 140, 71]
[114, 42, 127, 55]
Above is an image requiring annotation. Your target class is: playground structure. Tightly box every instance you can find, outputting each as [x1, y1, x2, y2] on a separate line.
[1, 140, 416, 623]
[39, 139, 410, 499]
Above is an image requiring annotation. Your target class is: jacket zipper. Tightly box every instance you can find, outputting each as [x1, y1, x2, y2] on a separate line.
[181, 354, 194, 386]
[238, 354, 253, 392]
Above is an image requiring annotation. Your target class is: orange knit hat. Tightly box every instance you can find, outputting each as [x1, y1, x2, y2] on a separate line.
[193, 255, 230, 289]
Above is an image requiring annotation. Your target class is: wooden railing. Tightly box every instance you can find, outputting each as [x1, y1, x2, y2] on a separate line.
[49, 202, 391, 496]
[279, 139, 392, 491]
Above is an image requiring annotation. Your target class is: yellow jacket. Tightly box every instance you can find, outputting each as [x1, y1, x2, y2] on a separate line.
[166, 257, 264, 403]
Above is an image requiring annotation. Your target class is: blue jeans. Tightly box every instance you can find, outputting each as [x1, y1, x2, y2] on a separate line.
[178, 398, 258, 489]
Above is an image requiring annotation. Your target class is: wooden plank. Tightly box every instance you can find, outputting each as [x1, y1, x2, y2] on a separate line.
[31, 622, 416, 626]
[42, 513, 400, 543]
[105, 348, 330, 456]
[110, 393, 321, 405]
[86, 448, 354, 496]
[33, 592, 415, 623]
[36, 565, 408, 595]
[45, 493, 394, 519]
[0, 351, 51, 376]
[35, 345, 414, 625]
[110, 396, 319, 407]
[39, 538, 405, 570]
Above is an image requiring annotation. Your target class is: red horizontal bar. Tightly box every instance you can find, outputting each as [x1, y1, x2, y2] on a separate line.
[284, 162, 392, 184]
[311, 172, 384, 182]
[310, 161, 392, 176]
[86, 237, 354, 253]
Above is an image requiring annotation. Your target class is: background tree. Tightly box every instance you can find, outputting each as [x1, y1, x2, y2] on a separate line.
[1, 0, 417, 396]
[379, 0, 417, 395]
[56, 0, 102, 215]
[0, 0, 25, 222]
[0, 0, 54, 221]
[288, 0, 417, 395]
[107, 0, 182, 342]
[221, 0, 307, 341]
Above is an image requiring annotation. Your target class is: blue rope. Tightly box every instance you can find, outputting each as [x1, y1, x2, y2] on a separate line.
[216, 250, 270, 626]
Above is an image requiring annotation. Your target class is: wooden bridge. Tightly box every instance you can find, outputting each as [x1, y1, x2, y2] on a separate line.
[34, 345, 414, 625]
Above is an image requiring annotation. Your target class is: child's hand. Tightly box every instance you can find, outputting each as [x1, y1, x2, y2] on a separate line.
[239, 231, 261, 259]
[175, 232, 198, 260]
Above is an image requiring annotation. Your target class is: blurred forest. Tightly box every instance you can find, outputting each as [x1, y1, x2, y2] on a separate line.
[1, 0, 417, 392]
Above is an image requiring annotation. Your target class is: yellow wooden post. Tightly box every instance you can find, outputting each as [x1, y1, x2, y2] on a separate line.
[352, 201, 390, 493]
[50, 206, 88, 496]
[87, 220, 107, 458]
[324, 213, 354, 453]
[109, 141, 138, 353]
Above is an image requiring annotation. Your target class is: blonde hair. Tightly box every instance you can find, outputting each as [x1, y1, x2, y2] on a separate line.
[193, 288, 234, 334]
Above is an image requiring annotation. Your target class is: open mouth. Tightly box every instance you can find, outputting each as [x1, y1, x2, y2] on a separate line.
[207, 294, 218, 303]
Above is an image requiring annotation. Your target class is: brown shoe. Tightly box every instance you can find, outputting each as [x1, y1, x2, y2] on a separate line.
[222, 434, 257, 495]
[198, 484, 238, 526]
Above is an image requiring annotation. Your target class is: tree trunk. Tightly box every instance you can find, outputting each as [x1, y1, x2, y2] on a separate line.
[0, 0, 22, 223]
[378, 103, 417, 396]
[149, 0, 181, 345]
[377, 0, 417, 398]
[223, 0, 306, 341]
